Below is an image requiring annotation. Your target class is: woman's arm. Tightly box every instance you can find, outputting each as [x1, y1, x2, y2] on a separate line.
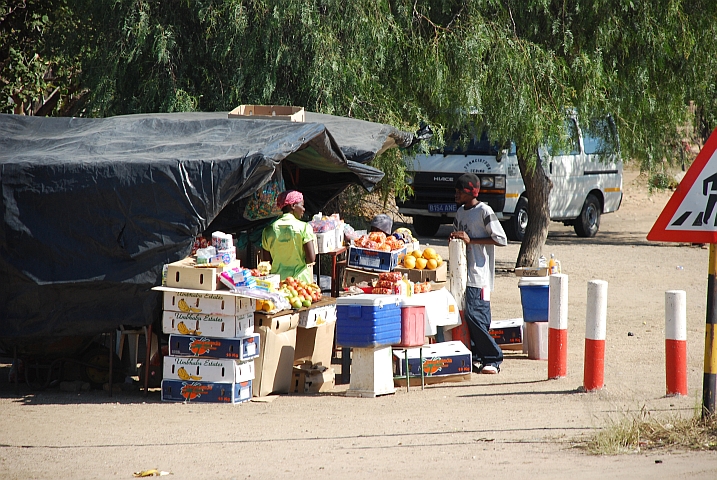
[303, 240, 316, 265]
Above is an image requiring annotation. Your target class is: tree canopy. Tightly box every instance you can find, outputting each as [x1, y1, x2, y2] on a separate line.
[4, 0, 716, 263]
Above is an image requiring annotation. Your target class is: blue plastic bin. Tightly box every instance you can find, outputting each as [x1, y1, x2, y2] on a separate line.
[518, 276, 550, 322]
[336, 295, 402, 347]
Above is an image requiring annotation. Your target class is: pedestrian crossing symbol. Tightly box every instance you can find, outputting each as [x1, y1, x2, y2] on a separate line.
[648, 128, 717, 243]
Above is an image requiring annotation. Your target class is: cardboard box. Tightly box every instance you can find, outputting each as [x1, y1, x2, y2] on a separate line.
[393, 341, 472, 377]
[514, 267, 549, 277]
[163, 356, 254, 383]
[290, 365, 335, 394]
[489, 318, 524, 347]
[394, 262, 447, 283]
[165, 257, 241, 291]
[168, 333, 260, 361]
[294, 321, 335, 368]
[161, 379, 252, 404]
[228, 104, 305, 122]
[314, 229, 337, 254]
[253, 312, 300, 397]
[298, 302, 337, 328]
[157, 287, 255, 316]
[342, 267, 381, 288]
[162, 310, 254, 338]
[347, 246, 406, 272]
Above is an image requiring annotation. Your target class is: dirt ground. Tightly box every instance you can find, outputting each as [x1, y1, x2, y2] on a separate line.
[2, 167, 717, 479]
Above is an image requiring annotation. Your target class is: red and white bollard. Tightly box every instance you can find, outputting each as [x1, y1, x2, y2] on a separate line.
[584, 280, 607, 391]
[665, 290, 688, 396]
[548, 274, 568, 379]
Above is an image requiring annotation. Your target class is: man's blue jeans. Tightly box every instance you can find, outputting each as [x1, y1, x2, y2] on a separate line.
[464, 286, 503, 366]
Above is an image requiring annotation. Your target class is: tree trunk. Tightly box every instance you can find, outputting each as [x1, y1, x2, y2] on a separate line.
[515, 152, 552, 268]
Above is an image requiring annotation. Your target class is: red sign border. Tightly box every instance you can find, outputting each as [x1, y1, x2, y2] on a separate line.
[647, 128, 717, 243]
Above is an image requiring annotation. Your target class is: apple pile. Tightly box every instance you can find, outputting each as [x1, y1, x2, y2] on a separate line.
[279, 276, 323, 309]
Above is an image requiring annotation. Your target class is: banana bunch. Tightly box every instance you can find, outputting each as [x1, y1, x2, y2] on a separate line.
[177, 366, 202, 381]
[176, 321, 201, 336]
[177, 298, 201, 313]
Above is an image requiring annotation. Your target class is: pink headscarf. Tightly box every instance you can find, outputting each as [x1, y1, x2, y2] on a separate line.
[276, 190, 304, 209]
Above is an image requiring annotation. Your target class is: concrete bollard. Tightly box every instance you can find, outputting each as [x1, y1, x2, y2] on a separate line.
[665, 290, 688, 396]
[584, 280, 608, 391]
[548, 274, 569, 379]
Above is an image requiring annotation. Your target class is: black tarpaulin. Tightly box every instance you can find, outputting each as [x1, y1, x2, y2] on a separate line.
[0, 111, 413, 342]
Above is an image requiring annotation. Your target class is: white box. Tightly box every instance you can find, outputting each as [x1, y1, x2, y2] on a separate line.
[345, 345, 396, 398]
[163, 356, 255, 383]
[156, 287, 256, 316]
[335, 222, 344, 248]
[315, 229, 337, 254]
[162, 310, 254, 338]
[255, 274, 280, 292]
[298, 304, 337, 329]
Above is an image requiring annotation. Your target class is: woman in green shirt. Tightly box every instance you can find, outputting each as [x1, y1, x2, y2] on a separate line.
[261, 190, 316, 284]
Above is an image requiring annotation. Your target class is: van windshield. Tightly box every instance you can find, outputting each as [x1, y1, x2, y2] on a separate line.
[431, 128, 501, 155]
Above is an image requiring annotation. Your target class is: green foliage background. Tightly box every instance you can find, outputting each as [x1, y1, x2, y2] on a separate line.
[3, 0, 717, 219]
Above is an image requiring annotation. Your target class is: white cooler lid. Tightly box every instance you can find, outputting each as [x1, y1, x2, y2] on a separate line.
[518, 276, 550, 286]
[335, 294, 402, 307]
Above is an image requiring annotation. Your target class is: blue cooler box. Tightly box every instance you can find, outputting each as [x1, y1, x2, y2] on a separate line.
[336, 295, 402, 347]
[518, 276, 549, 322]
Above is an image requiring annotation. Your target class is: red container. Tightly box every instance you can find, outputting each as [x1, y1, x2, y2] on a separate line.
[396, 305, 426, 347]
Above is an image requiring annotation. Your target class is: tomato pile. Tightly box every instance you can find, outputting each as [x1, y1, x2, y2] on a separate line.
[279, 276, 323, 309]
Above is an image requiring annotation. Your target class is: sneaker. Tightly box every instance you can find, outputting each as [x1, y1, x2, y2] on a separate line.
[472, 362, 484, 374]
[481, 365, 500, 374]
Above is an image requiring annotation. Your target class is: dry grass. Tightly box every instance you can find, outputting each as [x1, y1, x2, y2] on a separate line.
[581, 406, 717, 455]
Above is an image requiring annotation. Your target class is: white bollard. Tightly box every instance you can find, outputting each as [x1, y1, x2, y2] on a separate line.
[448, 239, 470, 348]
[584, 280, 608, 391]
[665, 290, 688, 396]
[548, 274, 569, 379]
[448, 239, 467, 310]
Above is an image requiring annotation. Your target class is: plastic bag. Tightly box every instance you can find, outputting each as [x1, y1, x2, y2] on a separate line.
[243, 170, 285, 221]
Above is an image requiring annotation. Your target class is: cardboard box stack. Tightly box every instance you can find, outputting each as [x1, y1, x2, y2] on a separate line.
[157, 233, 261, 403]
[160, 288, 260, 403]
[291, 297, 338, 394]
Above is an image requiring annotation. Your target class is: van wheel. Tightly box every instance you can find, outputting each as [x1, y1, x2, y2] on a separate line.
[574, 194, 601, 237]
[413, 216, 441, 237]
[503, 197, 528, 242]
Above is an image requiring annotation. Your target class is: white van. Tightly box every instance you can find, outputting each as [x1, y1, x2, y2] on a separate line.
[397, 116, 623, 240]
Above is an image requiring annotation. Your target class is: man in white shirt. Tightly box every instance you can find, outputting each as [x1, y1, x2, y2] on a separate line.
[449, 173, 508, 374]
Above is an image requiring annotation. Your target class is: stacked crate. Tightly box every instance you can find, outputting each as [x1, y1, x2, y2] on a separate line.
[159, 288, 260, 404]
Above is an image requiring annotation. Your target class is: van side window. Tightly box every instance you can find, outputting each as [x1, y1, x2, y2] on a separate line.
[583, 118, 618, 155]
[548, 119, 580, 156]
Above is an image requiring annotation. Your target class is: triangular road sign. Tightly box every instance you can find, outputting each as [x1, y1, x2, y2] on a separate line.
[648, 128, 717, 243]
